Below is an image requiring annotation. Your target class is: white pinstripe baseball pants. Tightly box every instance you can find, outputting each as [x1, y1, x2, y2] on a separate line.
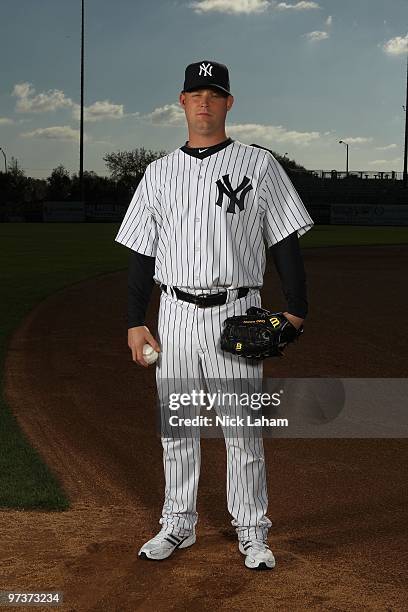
[155, 287, 272, 542]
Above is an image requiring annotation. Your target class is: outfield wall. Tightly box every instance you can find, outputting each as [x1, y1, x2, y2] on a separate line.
[330, 204, 408, 226]
[308, 204, 408, 226]
[3, 202, 408, 225]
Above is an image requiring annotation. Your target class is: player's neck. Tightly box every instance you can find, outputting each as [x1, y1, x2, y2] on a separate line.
[186, 131, 228, 149]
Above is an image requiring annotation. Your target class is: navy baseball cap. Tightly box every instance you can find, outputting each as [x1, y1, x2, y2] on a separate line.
[182, 60, 231, 96]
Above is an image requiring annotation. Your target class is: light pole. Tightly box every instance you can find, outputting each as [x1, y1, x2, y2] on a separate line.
[339, 140, 349, 177]
[79, 0, 85, 204]
[403, 52, 408, 188]
[0, 147, 7, 173]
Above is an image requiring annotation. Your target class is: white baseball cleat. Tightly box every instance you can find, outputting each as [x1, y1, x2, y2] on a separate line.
[239, 539, 276, 570]
[138, 528, 196, 561]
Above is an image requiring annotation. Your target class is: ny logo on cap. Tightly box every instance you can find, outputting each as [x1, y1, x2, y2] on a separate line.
[199, 62, 213, 77]
[215, 175, 253, 213]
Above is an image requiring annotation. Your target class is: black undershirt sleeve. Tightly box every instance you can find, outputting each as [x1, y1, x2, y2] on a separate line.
[269, 231, 308, 319]
[127, 250, 156, 329]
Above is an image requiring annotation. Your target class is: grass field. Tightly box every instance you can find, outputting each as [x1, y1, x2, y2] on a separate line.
[1, 223, 126, 510]
[304, 224, 408, 247]
[1, 222, 407, 509]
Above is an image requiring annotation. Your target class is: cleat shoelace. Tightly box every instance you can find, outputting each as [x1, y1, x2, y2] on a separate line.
[243, 539, 270, 553]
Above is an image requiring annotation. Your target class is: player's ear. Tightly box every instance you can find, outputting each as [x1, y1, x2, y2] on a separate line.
[226, 95, 234, 111]
[179, 91, 186, 107]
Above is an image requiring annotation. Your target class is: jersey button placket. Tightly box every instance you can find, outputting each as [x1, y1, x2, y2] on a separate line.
[193, 162, 202, 283]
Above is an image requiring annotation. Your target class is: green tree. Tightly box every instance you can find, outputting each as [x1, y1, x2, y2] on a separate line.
[7, 156, 25, 178]
[6, 157, 27, 203]
[103, 147, 167, 189]
[46, 165, 72, 200]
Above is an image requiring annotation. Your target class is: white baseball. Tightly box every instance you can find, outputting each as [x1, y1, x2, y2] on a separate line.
[143, 343, 159, 365]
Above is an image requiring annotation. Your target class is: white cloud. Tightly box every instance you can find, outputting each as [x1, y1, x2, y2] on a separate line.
[71, 100, 126, 122]
[0, 117, 14, 125]
[339, 137, 373, 145]
[367, 157, 401, 166]
[12, 82, 74, 113]
[382, 33, 408, 56]
[375, 143, 398, 151]
[325, 15, 332, 27]
[20, 125, 85, 142]
[228, 122, 320, 146]
[189, 0, 321, 13]
[12, 81, 129, 122]
[89, 139, 113, 146]
[145, 104, 186, 126]
[190, 0, 269, 14]
[304, 30, 329, 42]
[275, 1, 320, 11]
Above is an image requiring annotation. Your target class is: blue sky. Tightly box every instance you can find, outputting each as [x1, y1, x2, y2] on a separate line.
[0, 0, 407, 178]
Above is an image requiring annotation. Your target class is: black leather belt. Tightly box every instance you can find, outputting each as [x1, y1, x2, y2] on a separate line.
[160, 285, 249, 307]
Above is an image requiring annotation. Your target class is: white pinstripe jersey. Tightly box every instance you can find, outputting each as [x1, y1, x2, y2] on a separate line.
[115, 139, 314, 292]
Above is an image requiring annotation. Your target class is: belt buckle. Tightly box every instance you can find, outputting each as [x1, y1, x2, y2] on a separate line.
[194, 293, 210, 307]
[195, 291, 228, 308]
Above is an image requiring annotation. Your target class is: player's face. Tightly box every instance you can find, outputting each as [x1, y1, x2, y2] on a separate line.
[180, 88, 234, 136]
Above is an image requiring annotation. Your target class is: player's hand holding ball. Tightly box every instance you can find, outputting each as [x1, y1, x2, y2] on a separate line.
[142, 344, 159, 365]
[128, 325, 161, 368]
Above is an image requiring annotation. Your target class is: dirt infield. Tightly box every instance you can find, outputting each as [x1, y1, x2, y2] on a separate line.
[2, 245, 408, 611]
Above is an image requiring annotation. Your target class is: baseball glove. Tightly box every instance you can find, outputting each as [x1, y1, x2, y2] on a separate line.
[220, 307, 304, 360]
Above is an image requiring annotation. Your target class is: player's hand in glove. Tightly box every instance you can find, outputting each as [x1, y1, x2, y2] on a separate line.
[220, 307, 304, 360]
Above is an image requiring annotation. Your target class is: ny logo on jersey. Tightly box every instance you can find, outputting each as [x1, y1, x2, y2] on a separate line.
[199, 62, 213, 77]
[215, 174, 253, 213]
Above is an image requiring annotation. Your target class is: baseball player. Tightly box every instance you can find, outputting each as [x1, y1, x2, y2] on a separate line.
[115, 60, 314, 570]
